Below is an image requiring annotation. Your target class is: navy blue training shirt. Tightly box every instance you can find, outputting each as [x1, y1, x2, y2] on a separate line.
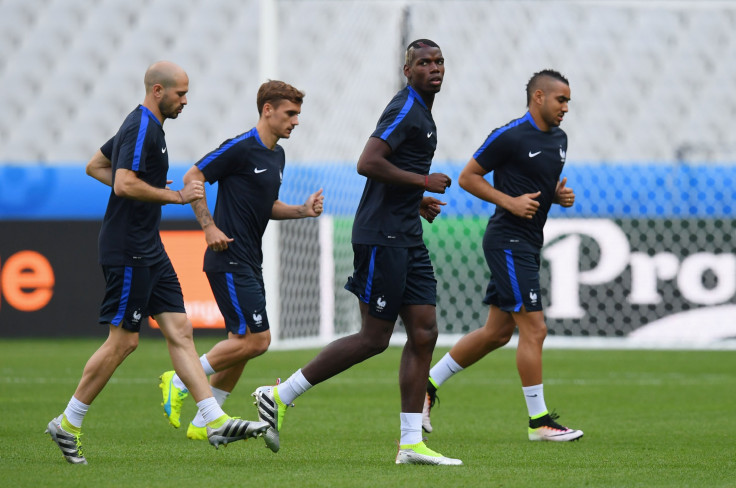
[474, 111, 567, 252]
[352, 85, 437, 247]
[196, 127, 285, 272]
[98, 105, 169, 266]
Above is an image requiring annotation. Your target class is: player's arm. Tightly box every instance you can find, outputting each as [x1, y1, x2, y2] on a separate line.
[85, 149, 113, 186]
[113, 168, 204, 204]
[271, 189, 324, 220]
[183, 165, 233, 252]
[357, 137, 451, 193]
[458, 158, 540, 220]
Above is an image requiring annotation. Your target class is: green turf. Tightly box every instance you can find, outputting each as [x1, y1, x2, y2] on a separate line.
[2, 338, 734, 487]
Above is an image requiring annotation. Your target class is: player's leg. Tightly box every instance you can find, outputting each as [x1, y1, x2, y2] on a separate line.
[253, 244, 399, 452]
[513, 309, 546, 387]
[152, 259, 268, 447]
[73, 325, 140, 405]
[156, 312, 213, 403]
[509, 251, 583, 441]
[47, 264, 146, 464]
[156, 311, 268, 446]
[424, 304, 515, 432]
[186, 329, 270, 439]
[395, 245, 461, 465]
[396, 309, 461, 465]
[208, 330, 270, 387]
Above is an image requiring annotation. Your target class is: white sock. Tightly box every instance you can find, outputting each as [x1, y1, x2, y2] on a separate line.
[200, 354, 216, 376]
[277, 369, 313, 406]
[192, 386, 230, 428]
[399, 412, 423, 445]
[429, 352, 464, 387]
[172, 354, 215, 393]
[63, 396, 89, 429]
[211, 386, 229, 405]
[172, 373, 187, 392]
[522, 384, 548, 418]
[196, 397, 226, 425]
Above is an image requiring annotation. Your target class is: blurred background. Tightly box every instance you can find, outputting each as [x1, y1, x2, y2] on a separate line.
[1, 0, 735, 348]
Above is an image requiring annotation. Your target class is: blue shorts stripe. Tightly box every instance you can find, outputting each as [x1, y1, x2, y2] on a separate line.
[226, 272, 247, 334]
[362, 246, 377, 303]
[111, 266, 133, 325]
[504, 250, 523, 312]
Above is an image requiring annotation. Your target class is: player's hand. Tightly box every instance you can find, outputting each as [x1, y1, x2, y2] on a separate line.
[425, 173, 452, 194]
[204, 225, 234, 252]
[419, 197, 446, 223]
[508, 191, 541, 219]
[179, 180, 205, 203]
[554, 177, 575, 207]
[304, 189, 324, 217]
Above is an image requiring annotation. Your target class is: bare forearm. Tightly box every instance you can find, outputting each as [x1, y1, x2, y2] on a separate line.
[358, 158, 425, 188]
[191, 196, 214, 228]
[115, 177, 181, 204]
[459, 173, 511, 209]
[85, 149, 113, 187]
[271, 200, 306, 220]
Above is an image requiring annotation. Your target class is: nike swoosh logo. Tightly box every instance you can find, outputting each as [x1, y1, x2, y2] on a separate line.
[528, 151, 541, 158]
[254, 168, 267, 174]
[525, 394, 538, 397]
[161, 147, 167, 153]
[427, 132, 433, 138]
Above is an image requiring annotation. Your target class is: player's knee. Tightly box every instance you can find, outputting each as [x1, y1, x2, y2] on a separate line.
[492, 330, 513, 348]
[524, 322, 547, 344]
[408, 323, 438, 352]
[249, 334, 271, 357]
[360, 333, 391, 356]
[115, 334, 139, 358]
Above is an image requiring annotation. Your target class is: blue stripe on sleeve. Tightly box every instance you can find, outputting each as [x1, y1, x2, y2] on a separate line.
[473, 112, 535, 160]
[504, 250, 523, 312]
[132, 113, 149, 171]
[197, 128, 256, 170]
[379, 91, 417, 140]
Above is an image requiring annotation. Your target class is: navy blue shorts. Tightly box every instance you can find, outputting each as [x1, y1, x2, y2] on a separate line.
[344, 244, 437, 321]
[482, 249, 543, 312]
[99, 257, 186, 332]
[206, 270, 270, 335]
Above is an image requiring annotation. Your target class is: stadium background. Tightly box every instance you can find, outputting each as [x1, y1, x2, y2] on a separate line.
[1, 0, 735, 349]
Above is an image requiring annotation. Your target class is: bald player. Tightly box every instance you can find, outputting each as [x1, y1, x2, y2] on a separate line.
[46, 61, 267, 465]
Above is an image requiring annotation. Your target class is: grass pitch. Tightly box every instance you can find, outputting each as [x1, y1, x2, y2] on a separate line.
[2, 338, 734, 487]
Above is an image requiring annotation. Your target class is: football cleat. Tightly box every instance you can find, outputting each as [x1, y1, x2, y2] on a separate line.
[159, 370, 188, 428]
[186, 422, 208, 441]
[395, 441, 463, 465]
[422, 381, 439, 433]
[528, 411, 583, 442]
[206, 415, 269, 449]
[252, 383, 290, 453]
[46, 415, 87, 465]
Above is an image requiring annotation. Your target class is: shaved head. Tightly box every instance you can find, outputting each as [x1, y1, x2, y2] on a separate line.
[526, 69, 569, 107]
[144, 61, 187, 94]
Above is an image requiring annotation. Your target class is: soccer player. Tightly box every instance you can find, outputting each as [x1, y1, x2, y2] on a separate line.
[158, 80, 324, 440]
[46, 61, 267, 465]
[423, 69, 583, 442]
[253, 40, 462, 465]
